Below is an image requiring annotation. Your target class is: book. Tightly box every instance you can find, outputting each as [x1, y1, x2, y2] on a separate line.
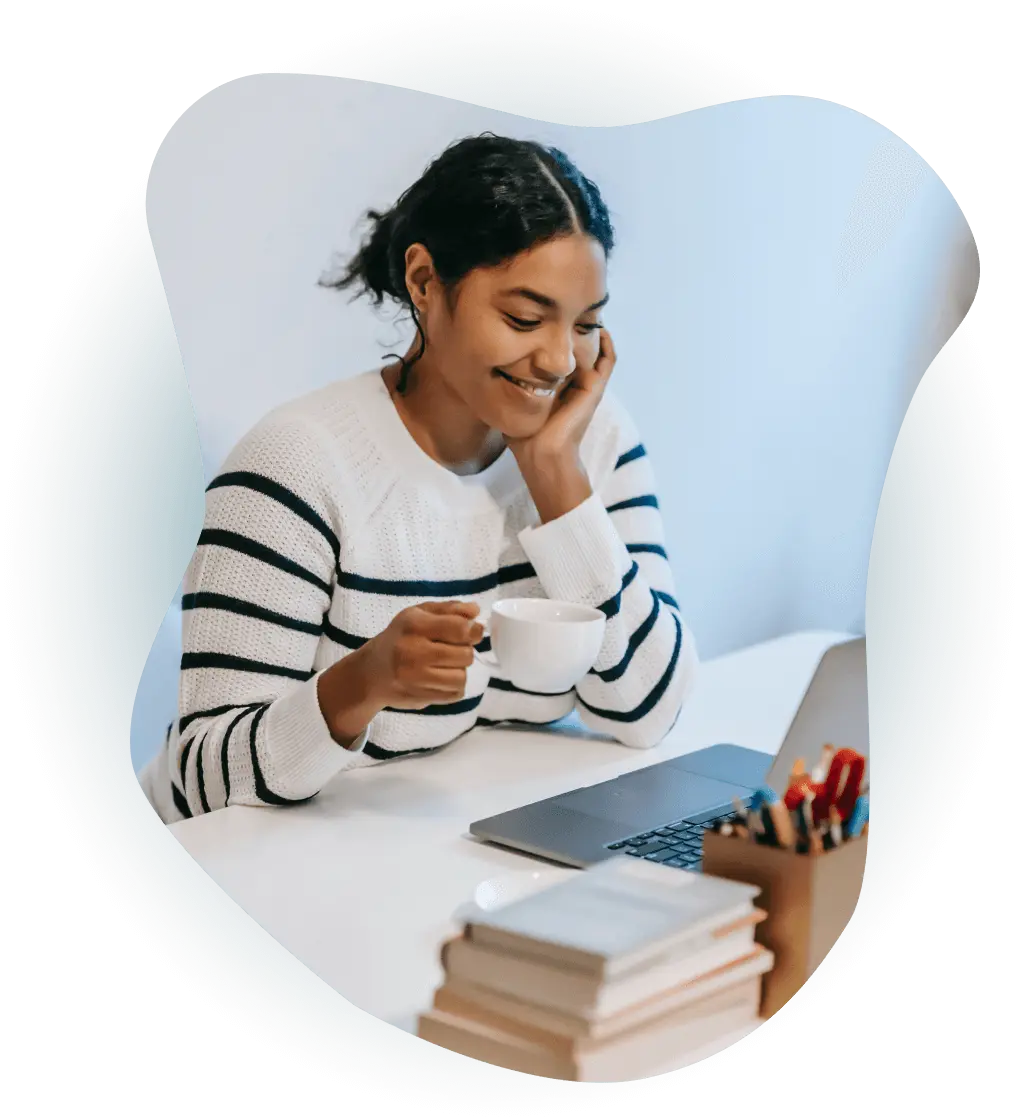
[442, 909, 766, 1019]
[418, 977, 762, 1081]
[434, 944, 774, 1046]
[464, 856, 760, 981]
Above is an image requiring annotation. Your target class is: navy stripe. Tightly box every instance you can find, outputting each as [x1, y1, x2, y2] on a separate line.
[653, 590, 680, 610]
[614, 444, 647, 470]
[322, 619, 369, 649]
[198, 528, 332, 596]
[599, 560, 640, 620]
[487, 677, 574, 698]
[195, 731, 211, 814]
[578, 613, 683, 724]
[207, 471, 340, 559]
[172, 782, 193, 819]
[475, 716, 565, 728]
[179, 739, 193, 794]
[181, 652, 313, 682]
[384, 694, 483, 717]
[626, 543, 668, 559]
[363, 741, 439, 761]
[248, 706, 317, 805]
[335, 561, 535, 598]
[606, 494, 659, 513]
[595, 595, 661, 684]
[179, 704, 237, 735]
[182, 592, 323, 637]
[165, 722, 172, 744]
[221, 706, 259, 806]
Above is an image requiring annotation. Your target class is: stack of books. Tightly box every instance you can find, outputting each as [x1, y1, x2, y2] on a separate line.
[418, 857, 774, 1081]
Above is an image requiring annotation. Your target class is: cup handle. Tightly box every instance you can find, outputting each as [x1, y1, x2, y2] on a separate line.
[473, 614, 499, 670]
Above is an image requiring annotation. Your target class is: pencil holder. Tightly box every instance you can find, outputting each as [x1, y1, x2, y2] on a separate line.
[701, 831, 867, 1018]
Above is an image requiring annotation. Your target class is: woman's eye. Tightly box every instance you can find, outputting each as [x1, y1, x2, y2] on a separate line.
[578, 321, 604, 334]
[505, 314, 541, 329]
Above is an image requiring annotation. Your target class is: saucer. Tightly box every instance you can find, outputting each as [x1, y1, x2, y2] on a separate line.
[452, 867, 580, 924]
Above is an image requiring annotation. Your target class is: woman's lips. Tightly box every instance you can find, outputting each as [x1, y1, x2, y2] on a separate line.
[494, 369, 557, 398]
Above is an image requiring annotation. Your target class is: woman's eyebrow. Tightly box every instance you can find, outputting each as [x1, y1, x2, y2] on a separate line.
[502, 287, 610, 313]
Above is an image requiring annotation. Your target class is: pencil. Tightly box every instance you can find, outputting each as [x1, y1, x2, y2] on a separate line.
[769, 799, 797, 848]
[813, 744, 835, 783]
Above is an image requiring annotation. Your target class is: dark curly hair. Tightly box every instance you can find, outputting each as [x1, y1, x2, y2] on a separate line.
[319, 132, 615, 392]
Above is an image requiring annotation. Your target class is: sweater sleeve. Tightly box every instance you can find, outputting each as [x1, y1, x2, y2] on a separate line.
[171, 410, 369, 818]
[515, 396, 699, 749]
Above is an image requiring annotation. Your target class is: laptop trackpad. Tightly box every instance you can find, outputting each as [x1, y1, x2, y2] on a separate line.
[557, 767, 748, 828]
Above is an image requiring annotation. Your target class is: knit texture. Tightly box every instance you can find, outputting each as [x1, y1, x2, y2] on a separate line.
[139, 368, 699, 823]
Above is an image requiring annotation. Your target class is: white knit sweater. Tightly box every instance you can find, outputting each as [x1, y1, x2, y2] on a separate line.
[139, 368, 699, 823]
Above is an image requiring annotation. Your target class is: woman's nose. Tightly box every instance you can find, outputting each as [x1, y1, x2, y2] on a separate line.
[532, 331, 577, 379]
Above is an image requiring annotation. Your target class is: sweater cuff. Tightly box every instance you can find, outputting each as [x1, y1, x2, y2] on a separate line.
[517, 492, 631, 607]
[262, 672, 371, 795]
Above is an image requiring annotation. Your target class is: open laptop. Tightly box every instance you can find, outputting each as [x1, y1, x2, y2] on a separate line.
[469, 637, 867, 869]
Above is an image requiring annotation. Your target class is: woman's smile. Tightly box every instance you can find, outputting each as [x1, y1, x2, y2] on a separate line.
[493, 368, 560, 400]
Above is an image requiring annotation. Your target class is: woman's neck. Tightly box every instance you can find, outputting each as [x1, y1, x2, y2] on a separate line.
[381, 352, 505, 476]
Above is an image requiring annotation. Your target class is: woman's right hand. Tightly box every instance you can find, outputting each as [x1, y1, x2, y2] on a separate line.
[359, 600, 484, 710]
[318, 601, 484, 747]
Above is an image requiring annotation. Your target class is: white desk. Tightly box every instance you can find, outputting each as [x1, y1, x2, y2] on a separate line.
[170, 630, 847, 1040]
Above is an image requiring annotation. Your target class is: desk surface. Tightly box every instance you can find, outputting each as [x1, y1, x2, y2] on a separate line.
[170, 629, 846, 1041]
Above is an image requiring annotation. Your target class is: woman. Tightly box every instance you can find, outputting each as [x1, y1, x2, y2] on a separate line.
[139, 133, 699, 823]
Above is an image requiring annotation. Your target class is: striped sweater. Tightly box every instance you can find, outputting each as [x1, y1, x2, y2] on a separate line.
[138, 367, 699, 823]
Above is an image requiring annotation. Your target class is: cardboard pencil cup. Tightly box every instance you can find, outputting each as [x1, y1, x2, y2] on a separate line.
[701, 831, 867, 1018]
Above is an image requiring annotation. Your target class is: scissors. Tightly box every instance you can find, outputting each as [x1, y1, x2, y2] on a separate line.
[819, 748, 866, 822]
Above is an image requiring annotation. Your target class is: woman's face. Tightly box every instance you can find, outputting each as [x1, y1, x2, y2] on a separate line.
[407, 233, 608, 439]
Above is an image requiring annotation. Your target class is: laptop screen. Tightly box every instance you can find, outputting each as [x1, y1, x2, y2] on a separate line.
[765, 637, 868, 793]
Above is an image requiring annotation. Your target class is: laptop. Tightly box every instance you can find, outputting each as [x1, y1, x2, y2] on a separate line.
[469, 636, 867, 869]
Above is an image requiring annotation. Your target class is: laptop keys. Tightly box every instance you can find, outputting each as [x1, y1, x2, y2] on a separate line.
[629, 841, 671, 857]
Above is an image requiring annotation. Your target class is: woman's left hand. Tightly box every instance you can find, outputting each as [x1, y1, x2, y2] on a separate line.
[506, 328, 616, 522]
[507, 328, 616, 469]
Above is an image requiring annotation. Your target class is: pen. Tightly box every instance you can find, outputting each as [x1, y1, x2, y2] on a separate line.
[758, 805, 779, 847]
[752, 785, 797, 849]
[803, 791, 823, 854]
[845, 793, 869, 838]
[828, 805, 843, 847]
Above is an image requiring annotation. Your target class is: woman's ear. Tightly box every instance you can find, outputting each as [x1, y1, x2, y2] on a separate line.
[403, 243, 438, 315]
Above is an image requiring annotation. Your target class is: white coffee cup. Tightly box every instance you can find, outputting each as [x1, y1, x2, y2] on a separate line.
[473, 598, 606, 693]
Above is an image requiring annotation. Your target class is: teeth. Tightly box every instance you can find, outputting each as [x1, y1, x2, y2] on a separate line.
[504, 373, 554, 397]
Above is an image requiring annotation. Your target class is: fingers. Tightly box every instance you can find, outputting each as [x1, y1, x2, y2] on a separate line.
[413, 612, 484, 647]
[418, 600, 480, 619]
[397, 667, 470, 707]
[594, 327, 616, 379]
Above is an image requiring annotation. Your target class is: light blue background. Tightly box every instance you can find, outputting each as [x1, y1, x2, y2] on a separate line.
[133, 80, 977, 772]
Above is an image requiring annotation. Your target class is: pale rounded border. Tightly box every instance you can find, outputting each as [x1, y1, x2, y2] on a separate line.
[11, 8, 1007, 1111]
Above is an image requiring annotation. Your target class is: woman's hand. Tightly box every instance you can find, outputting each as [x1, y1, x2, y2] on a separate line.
[507, 328, 616, 523]
[318, 601, 483, 746]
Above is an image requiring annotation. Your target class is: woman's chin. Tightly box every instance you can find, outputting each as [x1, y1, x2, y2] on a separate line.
[493, 413, 547, 441]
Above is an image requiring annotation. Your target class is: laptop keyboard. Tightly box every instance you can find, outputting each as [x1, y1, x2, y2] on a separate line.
[603, 808, 742, 871]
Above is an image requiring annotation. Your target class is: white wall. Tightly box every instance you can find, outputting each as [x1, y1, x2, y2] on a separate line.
[133, 77, 976, 771]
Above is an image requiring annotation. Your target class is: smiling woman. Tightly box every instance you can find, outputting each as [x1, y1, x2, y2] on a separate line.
[138, 133, 699, 824]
